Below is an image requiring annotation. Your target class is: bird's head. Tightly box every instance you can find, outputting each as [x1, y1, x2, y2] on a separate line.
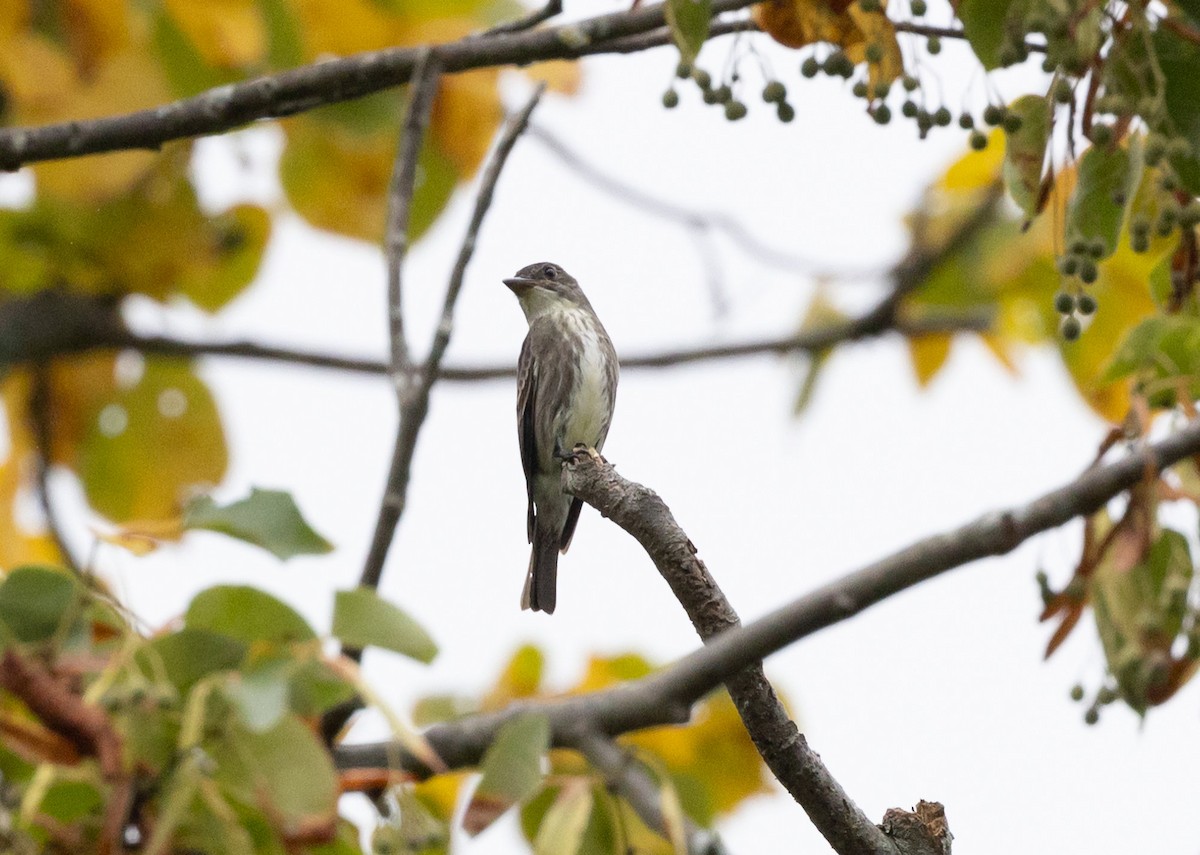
[504, 262, 591, 320]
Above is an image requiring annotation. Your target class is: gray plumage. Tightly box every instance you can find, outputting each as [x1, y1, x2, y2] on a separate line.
[505, 262, 619, 614]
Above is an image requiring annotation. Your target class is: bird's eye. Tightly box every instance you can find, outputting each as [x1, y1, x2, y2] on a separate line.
[542, 265, 557, 279]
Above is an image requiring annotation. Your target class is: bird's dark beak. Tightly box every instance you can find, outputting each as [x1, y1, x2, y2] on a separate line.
[504, 277, 535, 293]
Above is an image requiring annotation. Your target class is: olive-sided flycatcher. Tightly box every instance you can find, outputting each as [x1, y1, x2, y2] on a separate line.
[505, 262, 619, 614]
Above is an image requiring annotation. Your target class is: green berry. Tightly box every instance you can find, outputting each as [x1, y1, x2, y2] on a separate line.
[865, 43, 884, 64]
[1059, 255, 1080, 276]
[1052, 78, 1073, 104]
[1069, 684, 1085, 702]
[1132, 232, 1151, 253]
[853, 80, 869, 98]
[776, 102, 796, 123]
[801, 56, 820, 78]
[1083, 707, 1099, 725]
[1041, 56, 1058, 73]
[1002, 113, 1024, 133]
[958, 113, 974, 129]
[1097, 686, 1119, 705]
[911, 0, 928, 13]
[662, 89, 680, 109]
[902, 74, 919, 92]
[1090, 123, 1113, 146]
[873, 104, 892, 124]
[901, 100, 918, 118]
[1161, 173, 1178, 193]
[927, 36, 942, 55]
[692, 68, 712, 90]
[998, 44, 1021, 68]
[859, 0, 883, 10]
[1078, 259, 1098, 284]
[1054, 292, 1076, 314]
[713, 85, 732, 104]
[1060, 315, 1083, 341]
[1131, 215, 1151, 236]
[873, 81, 891, 99]
[1087, 238, 1106, 259]
[762, 81, 787, 103]
[933, 107, 952, 127]
[969, 130, 989, 150]
[1068, 238, 1088, 256]
[676, 61, 692, 80]
[982, 104, 1004, 126]
[917, 110, 933, 133]
[702, 87, 719, 105]
[724, 100, 747, 121]
[1077, 294, 1098, 315]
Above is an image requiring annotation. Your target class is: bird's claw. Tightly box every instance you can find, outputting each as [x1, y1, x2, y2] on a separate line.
[572, 443, 605, 464]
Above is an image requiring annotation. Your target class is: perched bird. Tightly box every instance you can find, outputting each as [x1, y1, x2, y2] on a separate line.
[505, 262, 619, 614]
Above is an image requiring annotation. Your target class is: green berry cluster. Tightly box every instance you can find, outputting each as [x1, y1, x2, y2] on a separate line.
[663, 61, 796, 123]
[1070, 681, 1120, 726]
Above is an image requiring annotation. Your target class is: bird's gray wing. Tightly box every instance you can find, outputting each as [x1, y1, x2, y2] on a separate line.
[517, 333, 537, 543]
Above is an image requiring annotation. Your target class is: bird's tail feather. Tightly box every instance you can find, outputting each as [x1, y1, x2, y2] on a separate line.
[521, 522, 559, 614]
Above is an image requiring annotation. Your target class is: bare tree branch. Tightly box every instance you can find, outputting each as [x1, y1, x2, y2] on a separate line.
[559, 455, 890, 854]
[360, 54, 443, 593]
[482, 0, 563, 36]
[572, 730, 726, 855]
[527, 124, 864, 280]
[0, 304, 990, 381]
[28, 365, 83, 576]
[335, 418, 1200, 850]
[0, 0, 759, 170]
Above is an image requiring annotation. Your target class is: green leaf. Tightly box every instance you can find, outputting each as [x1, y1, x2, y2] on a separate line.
[186, 585, 317, 645]
[225, 661, 291, 733]
[140, 628, 247, 693]
[665, 0, 711, 66]
[288, 658, 357, 718]
[1065, 143, 1138, 260]
[1002, 95, 1051, 219]
[1153, 27, 1200, 194]
[464, 714, 550, 835]
[184, 487, 332, 561]
[533, 780, 593, 855]
[1176, 1, 1200, 26]
[332, 588, 437, 663]
[81, 358, 228, 523]
[257, 0, 305, 68]
[957, 0, 1016, 70]
[0, 566, 80, 643]
[209, 713, 338, 834]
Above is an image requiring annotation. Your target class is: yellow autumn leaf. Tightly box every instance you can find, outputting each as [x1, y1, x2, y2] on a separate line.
[433, 68, 504, 177]
[414, 771, 469, 822]
[481, 644, 545, 710]
[0, 32, 77, 119]
[753, 0, 858, 49]
[79, 358, 228, 522]
[522, 59, 583, 95]
[32, 52, 172, 202]
[162, 0, 266, 68]
[95, 517, 187, 556]
[62, 0, 133, 70]
[0, 372, 63, 568]
[907, 334, 953, 387]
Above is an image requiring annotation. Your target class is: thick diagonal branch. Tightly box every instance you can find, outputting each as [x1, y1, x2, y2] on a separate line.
[335, 420, 1200, 852]
[560, 457, 892, 854]
[0, 1, 758, 170]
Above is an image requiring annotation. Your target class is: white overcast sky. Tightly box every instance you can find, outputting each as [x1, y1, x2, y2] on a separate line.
[9, 2, 1198, 853]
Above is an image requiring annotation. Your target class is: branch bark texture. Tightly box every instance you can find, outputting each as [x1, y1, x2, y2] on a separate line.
[336, 419, 1200, 852]
[0, 0, 758, 170]
[560, 455, 892, 854]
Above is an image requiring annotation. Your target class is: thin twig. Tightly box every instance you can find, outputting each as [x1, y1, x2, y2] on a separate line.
[0, 0, 758, 170]
[527, 124, 866, 280]
[358, 54, 443, 593]
[6, 304, 990, 381]
[28, 365, 83, 575]
[336, 419, 1200, 851]
[573, 730, 725, 855]
[384, 50, 440, 377]
[482, 0, 563, 36]
[359, 86, 546, 594]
